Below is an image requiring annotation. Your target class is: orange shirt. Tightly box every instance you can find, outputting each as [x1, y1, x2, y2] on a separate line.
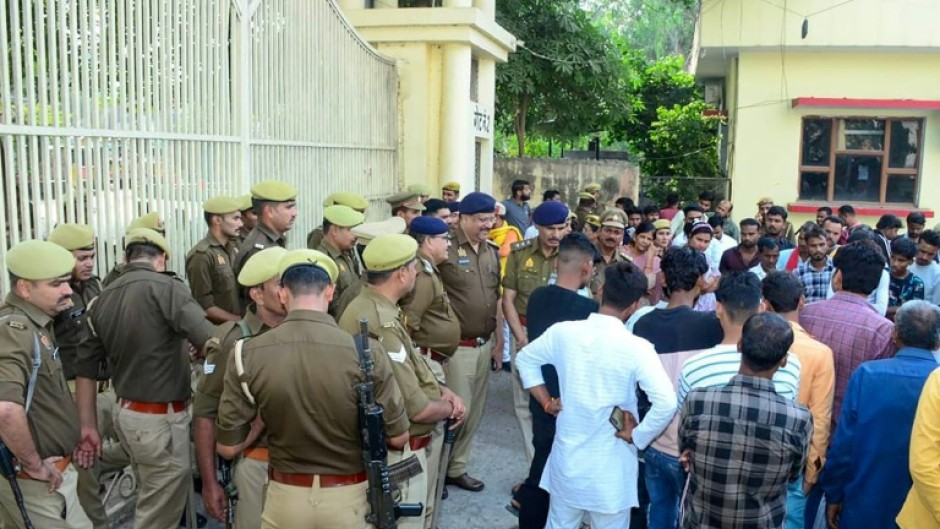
[788, 321, 836, 486]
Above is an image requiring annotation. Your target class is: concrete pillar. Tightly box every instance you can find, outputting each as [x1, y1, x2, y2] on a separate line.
[439, 44, 473, 191]
[477, 57, 496, 194]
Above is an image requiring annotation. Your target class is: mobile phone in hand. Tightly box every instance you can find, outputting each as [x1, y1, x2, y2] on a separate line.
[609, 406, 625, 430]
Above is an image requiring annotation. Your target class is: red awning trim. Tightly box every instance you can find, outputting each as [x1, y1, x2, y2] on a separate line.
[791, 97, 940, 110]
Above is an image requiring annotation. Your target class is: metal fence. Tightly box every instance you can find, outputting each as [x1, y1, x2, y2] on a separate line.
[0, 0, 399, 290]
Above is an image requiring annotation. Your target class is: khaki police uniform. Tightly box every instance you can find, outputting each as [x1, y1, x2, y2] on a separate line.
[591, 243, 629, 295]
[186, 232, 241, 316]
[234, 222, 286, 277]
[399, 253, 459, 524]
[437, 226, 501, 479]
[502, 237, 558, 464]
[217, 308, 409, 529]
[340, 287, 440, 529]
[194, 309, 269, 529]
[0, 293, 92, 529]
[75, 252, 215, 529]
[318, 240, 361, 319]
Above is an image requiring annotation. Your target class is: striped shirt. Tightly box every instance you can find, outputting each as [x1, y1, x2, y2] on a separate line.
[678, 344, 802, 405]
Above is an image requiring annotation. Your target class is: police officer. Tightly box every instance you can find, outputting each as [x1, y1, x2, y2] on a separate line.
[441, 181, 461, 202]
[101, 211, 165, 287]
[437, 192, 502, 492]
[339, 234, 465, 529]
[74, 228, 215, 529]
[0, 240, 92, 528]
[501, 201, 570, 464]
[48, 224, 121, 529]
[216, 249, 409, 528]
[233, 180, 298, 276]
[186, 195, 244, 323]
[575, 192, 598, 230]
[306, 192, 369, 250]
[408, 183, 432, 204]
[193, 247, 287, 528]
[387, 191, 426, 228]
[399, 216, 462, 523]
[236, 194, 256, 246]
[316, 205, 365, 319]
[592, 209, 630, 295]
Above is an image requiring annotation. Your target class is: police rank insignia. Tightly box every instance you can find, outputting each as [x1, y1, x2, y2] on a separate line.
[217, 254, 226, 265]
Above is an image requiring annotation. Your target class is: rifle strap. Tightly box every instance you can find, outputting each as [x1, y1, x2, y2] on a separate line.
[24, 333, 41, 413]
[387, 454, 422, 486]
[233, 339, 255, 405]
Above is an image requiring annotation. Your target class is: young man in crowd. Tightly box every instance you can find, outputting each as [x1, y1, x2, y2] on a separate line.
[822, 215, 844, 256]
[910, 229, 940, 305]
[643, 205, 660, 222]
[749, 237, 780, 280]
[905, 211, 926, 244]
[816, 206, 832, 226]
[671, 204, 705, 247]
[706, 215, 737, 269]
[837, 204, 863, 244]
[679, 313, 812, 529]
[763, 206, 795, 250]
[888, 237, 925, 320]
[873, 214, 903, 262]
[719, 218, 760, 273]
[660, 193, 681, 221]
[823, 301, 940, 529]
[794, 225, 835, 303]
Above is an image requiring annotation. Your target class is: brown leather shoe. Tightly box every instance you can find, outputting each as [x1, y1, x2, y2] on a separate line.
[446, 473, 485, 492]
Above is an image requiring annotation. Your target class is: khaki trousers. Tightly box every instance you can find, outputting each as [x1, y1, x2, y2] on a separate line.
[443, 340, 492, 478]
[424, 424, 445, 529]
[261, 479, 371, 529]
[114, 405, 192, 529]
[73, 390, 129, 529]
[510, 340, 535, 464]
[234, 456, 268, 529]
[0, 464, 92, 529]
[387, 444, 428, 529]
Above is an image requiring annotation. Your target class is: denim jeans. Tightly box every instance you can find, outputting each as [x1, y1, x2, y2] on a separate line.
[644, 446, 686, 529]
[786, 475, 806, 529]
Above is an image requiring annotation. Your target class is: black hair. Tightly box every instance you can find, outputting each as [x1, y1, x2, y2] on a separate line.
[600, 261, 649, 311]
[891, 237, 917, 260]
[511, 179, 529, 197]
[409, 232, 431, 245]
[643, 205, 659, 216]
[322, 218, 336, 235]
[907, 212, 926, 226]
[802, 224, 826, 243]
[876, 214, 903, 231]
[715, 272, 762, 324]
[766, 205, 788, 220]
[627, 207, 643, 218]
[823, 215, 844, 227]
[817, 206, 832, 216]
[543, 190, 561, 202]
[366, 257, 417, 286]
[558, 232, 600, 267]
[281, 264, 330, 296]
[251, 197, 275, 216]
[615, 197, 635, 209]
[203, 211, 215, 227]
[422, 198, 448, 215]
[832, 241, 886, 295]
[740, 313, 794, 371]
[739, 217, 760, 230]
[634, 221, 656, 236]
[707, 215, 723, 229]
[761, 272, 804, 313]
[920, 229, 940, 248]
[683, 204, 704, 216]
[698, 191, 715, 202]
[579, 195, 596, 206]
[846, 226, 873, 243]
[661, 246, 709, 292]
[838, 204, 855, 216]
[125, 243, 163, 261]
[757, 237, 779, 253]
[665, 193, 679, 206]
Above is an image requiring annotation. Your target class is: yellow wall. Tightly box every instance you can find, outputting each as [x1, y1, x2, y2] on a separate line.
[727, 50, 940, 227]
[700, 0, 940, 50]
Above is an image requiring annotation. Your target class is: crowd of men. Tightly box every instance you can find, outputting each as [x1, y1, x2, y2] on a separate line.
[0, 177, 939, 529]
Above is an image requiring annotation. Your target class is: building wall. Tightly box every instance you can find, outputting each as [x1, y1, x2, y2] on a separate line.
[494, 158, 640, 211]
[727, 50, 940, 227]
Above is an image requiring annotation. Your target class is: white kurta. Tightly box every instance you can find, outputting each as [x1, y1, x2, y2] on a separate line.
[516, 313, 677, 514]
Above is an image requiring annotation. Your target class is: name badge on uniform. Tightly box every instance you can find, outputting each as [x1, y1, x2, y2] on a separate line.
[217, 254, 226, 265]
[388, 345, 407, 364]
[204, 361, 215, 375]
[458, 257, 471, 266]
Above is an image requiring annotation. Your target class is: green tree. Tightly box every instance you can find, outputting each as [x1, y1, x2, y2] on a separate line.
[584, 0, 698, 61]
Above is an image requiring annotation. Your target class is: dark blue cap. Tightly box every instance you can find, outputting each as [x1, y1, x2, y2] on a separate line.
[409, 216, 449, 236]
[532, 201, 570, 226]
[458, 192, 496, 215]
[446, 201, 461, 212]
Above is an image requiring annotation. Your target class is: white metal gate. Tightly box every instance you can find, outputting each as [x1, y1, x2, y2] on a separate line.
[0, 0, 398, 289]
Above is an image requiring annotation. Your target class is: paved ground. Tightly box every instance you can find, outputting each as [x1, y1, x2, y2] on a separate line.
[114, 369, 528, 528]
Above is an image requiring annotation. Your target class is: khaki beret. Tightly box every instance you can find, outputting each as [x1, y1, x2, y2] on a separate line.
[583, 183, 602, 193]
[203, 195, 241, 215]
[238, 247, 288, 287]
[578, 192, 596, 202]
[352, 217, 406, 246]
[584, 214, 601, 228]
[126, 228, 171, 257]
[757, 196, 774, 206]
[126, 212, 164, 234]
[237, 194, 253, 212]
[386, 191, 426, 212]
[653, 219, 671, 231]
[6, 240, 77, 280]
[601, 210, 627, 229]
[277, 249, 338, 283]
[363, 234, 418, 272]
[48, 223, 95, 251]
[323, 205, 365, 228]
[251, 180, 297, 202]
[442, 181, 461, 192]
[322, 192, 369, 212]
[407, 183, 432, 197]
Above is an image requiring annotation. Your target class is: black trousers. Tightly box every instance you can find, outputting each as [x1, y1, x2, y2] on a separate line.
[517, 400, 556, 529]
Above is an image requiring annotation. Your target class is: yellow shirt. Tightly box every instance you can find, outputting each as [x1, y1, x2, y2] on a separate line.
[788, 322, 835, 487]
[897, 368, 940, 529]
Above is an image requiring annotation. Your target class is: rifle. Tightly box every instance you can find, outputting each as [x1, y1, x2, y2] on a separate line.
[0, 441, 34, 529]
[354, 319, 423, 529]
[217, 456, 238, 528]
[429, 418, 457, 529]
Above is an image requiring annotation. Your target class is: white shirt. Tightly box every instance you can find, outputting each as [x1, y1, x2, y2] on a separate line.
[707, 234, 737, 267]
[911, 262, 940, 305]
[516, 313, 677, 513]
[524, 225, 539, 240]
[625, 301, 669, 332]
[749, 264, 768, 280]
[677, 344, 802, 405]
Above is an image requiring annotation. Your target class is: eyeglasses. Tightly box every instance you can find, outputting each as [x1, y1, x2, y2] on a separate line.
[473, 216, 496, 224]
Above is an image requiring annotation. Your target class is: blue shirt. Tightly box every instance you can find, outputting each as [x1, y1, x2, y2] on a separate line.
[502, 199, 531, 233]
[822, 347, 939, 529]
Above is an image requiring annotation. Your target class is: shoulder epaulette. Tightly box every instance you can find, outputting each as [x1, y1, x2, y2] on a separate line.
[509, 238, 534, 252]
